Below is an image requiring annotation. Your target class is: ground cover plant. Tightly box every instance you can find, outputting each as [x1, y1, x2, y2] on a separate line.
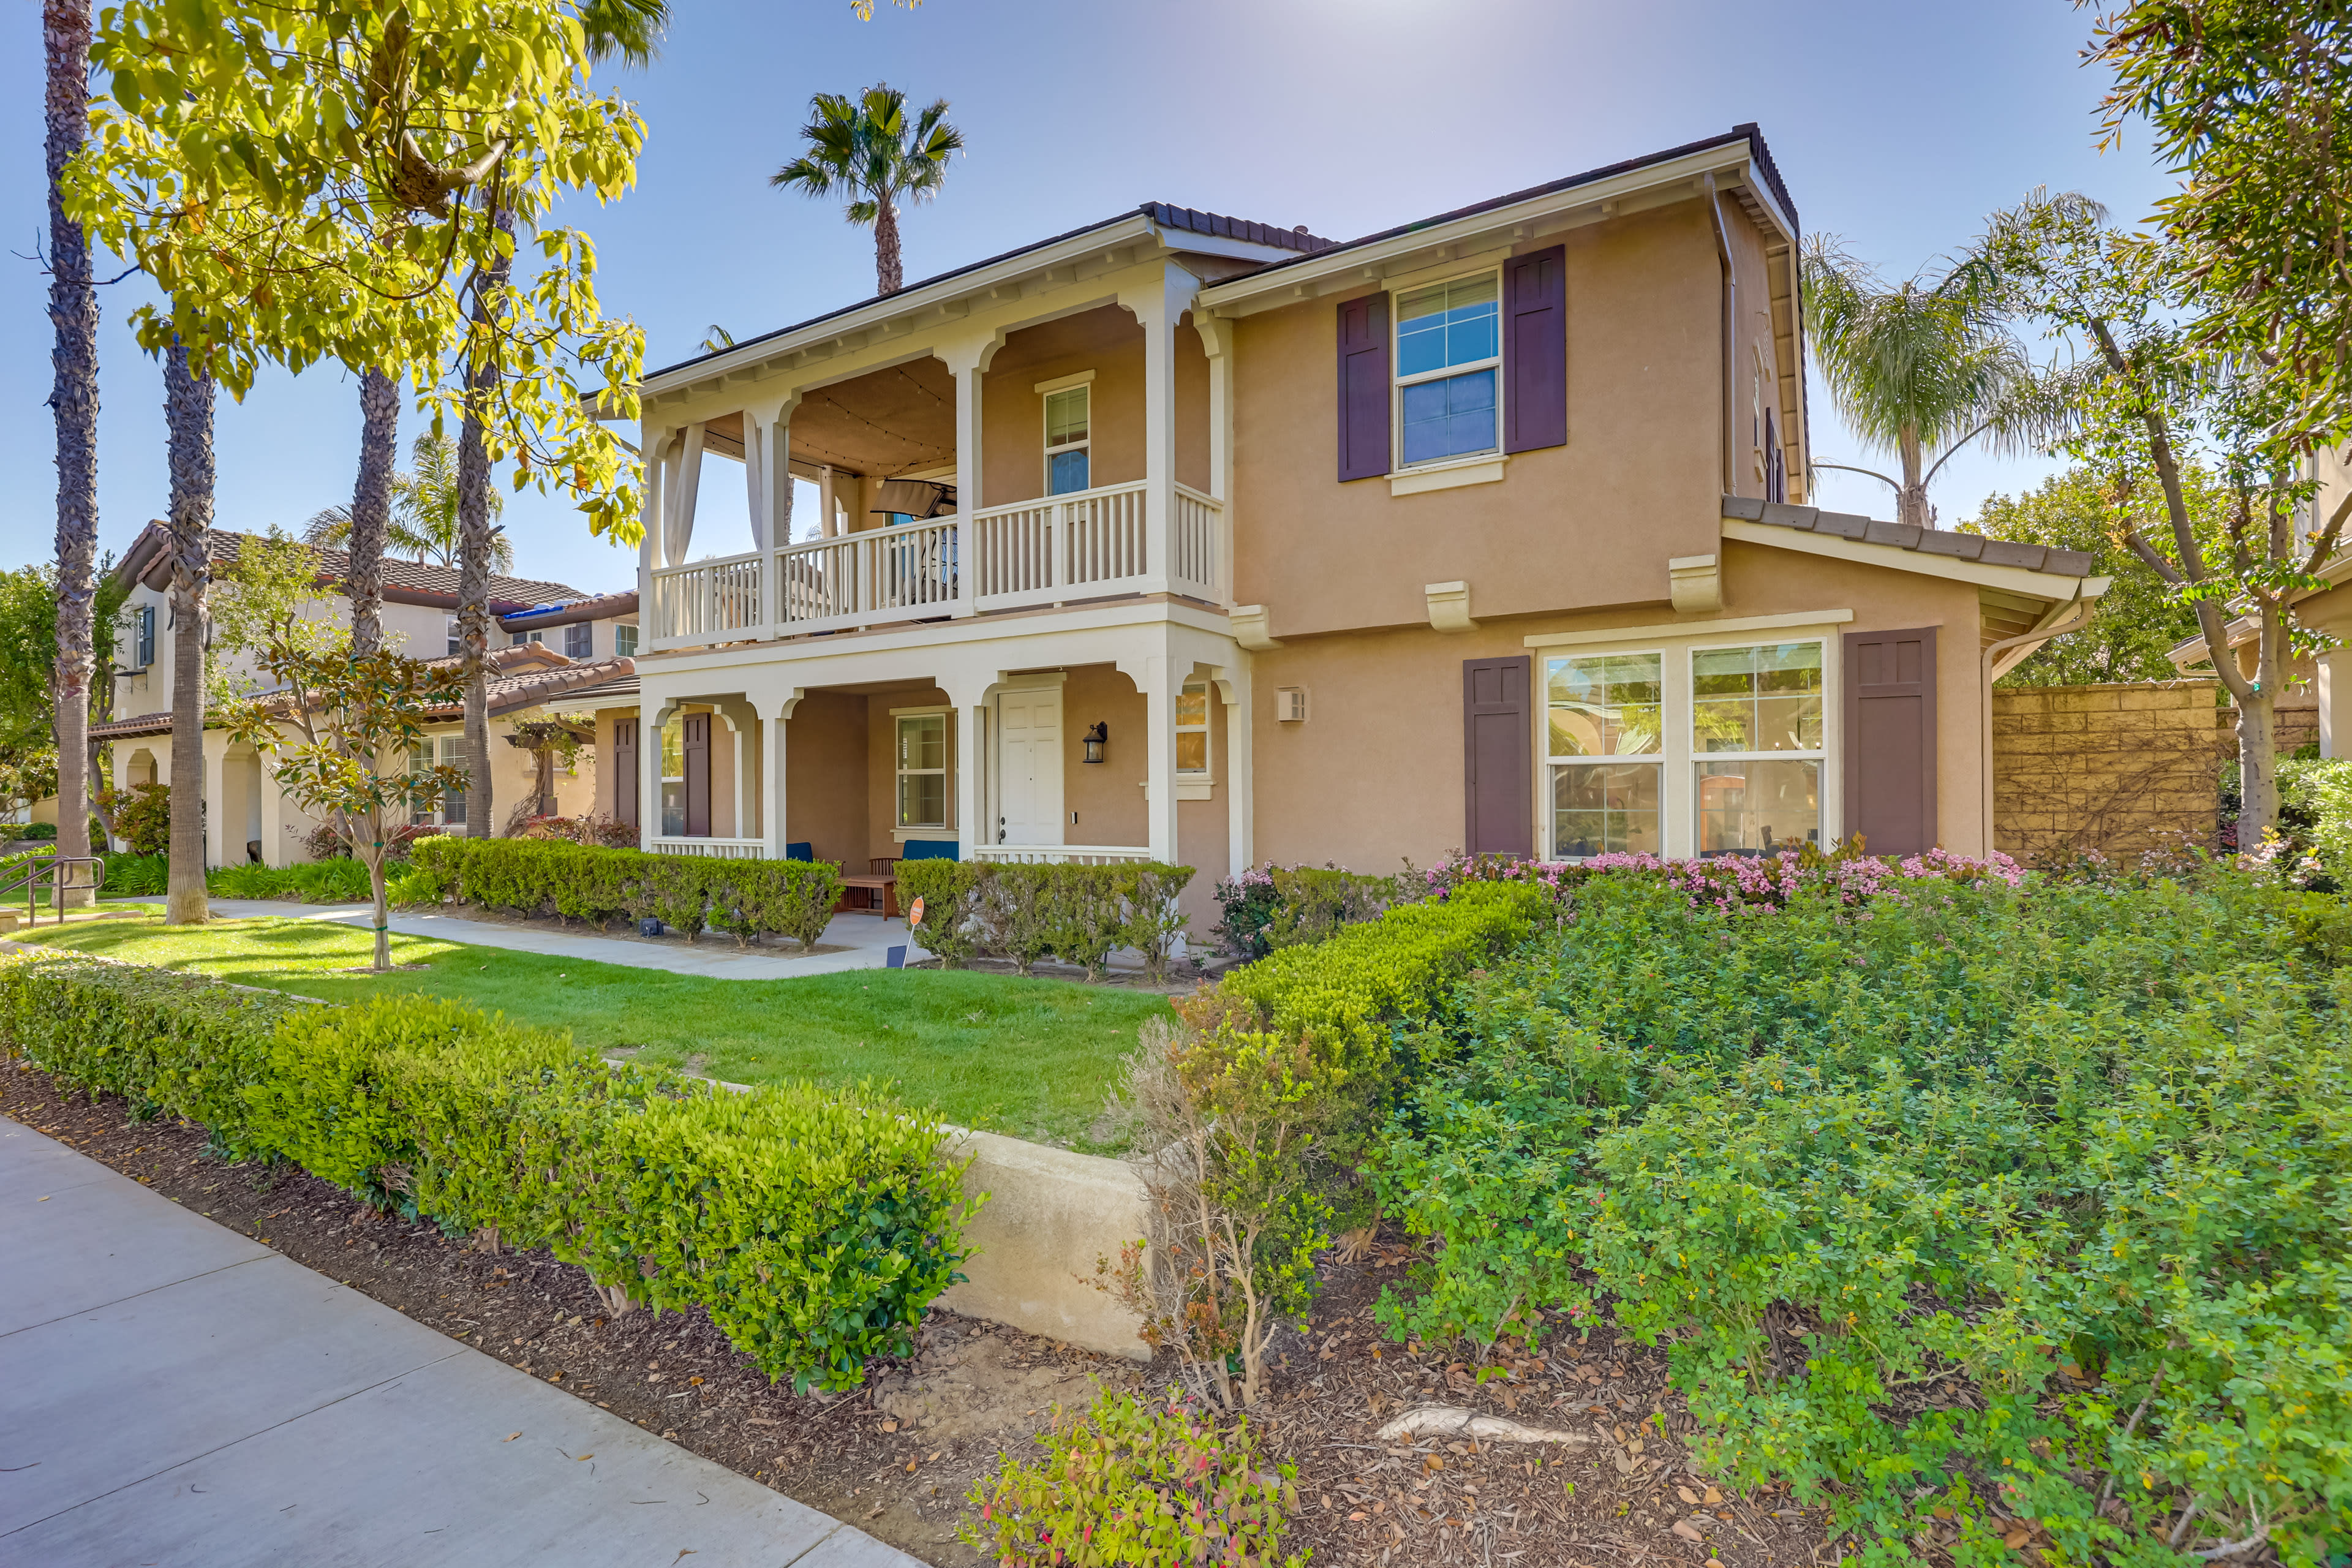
[1376, 856, 2352, 1568]
[0, 955, 970, 1392]
[15, 911, 1170, 1148]
[208, 855, 387, 903]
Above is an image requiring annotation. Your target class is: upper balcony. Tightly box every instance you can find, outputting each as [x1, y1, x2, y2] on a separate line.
[631, 209, 1327, 658]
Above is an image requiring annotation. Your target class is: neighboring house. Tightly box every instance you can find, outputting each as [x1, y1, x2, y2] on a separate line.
[95, 526, 639, 865]
[611, 124, 2106, 928]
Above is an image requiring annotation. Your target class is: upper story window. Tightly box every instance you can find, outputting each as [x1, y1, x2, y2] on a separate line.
[1044, 384, 1090, 496]
[1175, 680, 1210, 776]
[564, 622, 592, 659]
[614, 620, 639, 658]
[511, 628, 543, 649]
[445, 615, 461, 657]
[134, 605, 156, 669]
[1396, 274, 1500, 467]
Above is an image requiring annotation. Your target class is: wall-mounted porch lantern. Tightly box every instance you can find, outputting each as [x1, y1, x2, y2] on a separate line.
[1081, 722, 1109, 764]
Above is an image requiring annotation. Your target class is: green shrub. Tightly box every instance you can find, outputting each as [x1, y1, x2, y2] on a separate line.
[898, 859, 984, 967]
[97, 851, 167, 897]
[404, 836, 842, 948]
[897, 859, 1197, 977]
[1117, 862, 1194, 982]
[1047, 864, 1126, 981]
[0, 956, 973, 1393]
[1377, 869, 2352, 1568]
[961, 1387, 1306, 1568]
[99, 780, 172, 855]
[1212, 861, 1401, 959]
[205, 856, 385, 903]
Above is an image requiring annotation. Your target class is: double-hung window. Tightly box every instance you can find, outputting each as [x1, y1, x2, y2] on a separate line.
[1547, 653, 1663, 855]
[412, 735, 468, 827]
[1044, 385, 1090, 496]
[895, 713, 948, 829]
[1692, 642, 1823, 856]
[564, 622, 592, 659]
[511, 628, 543, 649]
[1175, 680, 1210, 777]
[1395, 274, 1500, 467]
[445, 615, 461, 657]
[614, 620, 638, 658]
[659, 719, 686, 837]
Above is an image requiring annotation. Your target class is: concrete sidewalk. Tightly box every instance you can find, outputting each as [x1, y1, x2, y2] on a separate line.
[0, 1115, 919, 1567]
[123, 897, 934, 980]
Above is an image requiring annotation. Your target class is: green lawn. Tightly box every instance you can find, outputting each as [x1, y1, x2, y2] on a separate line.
[15, 913, 1172, 1150]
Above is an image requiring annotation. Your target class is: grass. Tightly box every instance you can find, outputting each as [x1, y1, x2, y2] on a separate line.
[15, 911, 1174, 1150]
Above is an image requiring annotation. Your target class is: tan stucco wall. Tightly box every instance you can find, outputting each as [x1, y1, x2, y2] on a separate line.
[1229, 200, 1728, 640]
[981, 306, 1145, 510]
[1244, 537, 1992, 872]
[1174, 690, 1229, 935]
[786, 692, 869, 865]
[1062, 665, 1147, 845]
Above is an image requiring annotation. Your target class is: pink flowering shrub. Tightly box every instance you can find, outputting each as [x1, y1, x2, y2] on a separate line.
[1417, 840, 2023, 913]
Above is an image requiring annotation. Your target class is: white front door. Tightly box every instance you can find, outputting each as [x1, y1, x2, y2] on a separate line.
[996, 687, 1065, 846]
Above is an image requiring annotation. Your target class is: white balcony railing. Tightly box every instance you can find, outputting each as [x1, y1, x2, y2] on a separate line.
[649, 835, 767, 859]
[970, 843, 1155, 865]
[646, 480, 1224, 652]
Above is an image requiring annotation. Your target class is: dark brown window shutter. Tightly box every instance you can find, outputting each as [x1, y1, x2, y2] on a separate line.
[1462, 655, 1534, 858]
[612, 718, 639, 829]
[684, 714, 711, 838]
[1842, 628, 1937, 856]
[1336, 292, 1390, 481]
[1502, 245, 1566, 454]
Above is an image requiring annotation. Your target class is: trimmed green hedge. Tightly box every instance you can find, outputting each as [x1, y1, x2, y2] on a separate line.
[897, 859, 1194, 979]
[0, 954, 973, 1392]
[404, 835, 842, 950]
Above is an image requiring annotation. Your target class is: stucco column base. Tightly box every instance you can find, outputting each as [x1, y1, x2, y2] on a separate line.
[935, 1129, 1150, 1361]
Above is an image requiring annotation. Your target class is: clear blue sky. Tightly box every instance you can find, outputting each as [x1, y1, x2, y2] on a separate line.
[1, 0, 2175, 597]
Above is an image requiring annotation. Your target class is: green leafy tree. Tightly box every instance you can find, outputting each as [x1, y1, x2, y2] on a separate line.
[220, 645, 464, 972]
[1990, 194, 2342, 845]
[0, 562, 132, 835]
[771, 83, 965, 296]
[303, 434, 513, 573]
[1970, 465, 2233, 687]
[1802, 232, 2072, 528]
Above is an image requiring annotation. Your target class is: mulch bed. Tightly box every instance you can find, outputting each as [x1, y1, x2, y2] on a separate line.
[4, 1057, 1839, 1567]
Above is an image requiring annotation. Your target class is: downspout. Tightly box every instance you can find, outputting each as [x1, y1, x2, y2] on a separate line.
[1980, 589, 2098, 855]
[1706, 175, 1737, 498]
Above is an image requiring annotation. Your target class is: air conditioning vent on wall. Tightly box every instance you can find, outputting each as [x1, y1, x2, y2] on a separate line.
[1276, 687, 1308, 723]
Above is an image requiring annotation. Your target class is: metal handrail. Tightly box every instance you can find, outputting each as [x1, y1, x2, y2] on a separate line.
[0, 849, 108, 927]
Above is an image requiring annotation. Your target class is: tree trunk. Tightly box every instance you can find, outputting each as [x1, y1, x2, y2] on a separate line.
[45, 0, 99, 909]
[350, 369, 399, 654]
[162, 342, 214, 925]
[875, 200, 902, 295]
[458, 203, 515, 839]
[2237, 609, 2286, 851]
[366, 846, 391, 971]
[1896, 424, 1929, 530]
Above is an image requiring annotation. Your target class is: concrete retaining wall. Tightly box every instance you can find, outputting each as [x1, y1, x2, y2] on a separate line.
[936, 1128, 1151, 1361]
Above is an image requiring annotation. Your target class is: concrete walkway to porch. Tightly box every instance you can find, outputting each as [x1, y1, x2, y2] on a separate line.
[0, 1115, 915, 1567]
[122, 897, 934, 981]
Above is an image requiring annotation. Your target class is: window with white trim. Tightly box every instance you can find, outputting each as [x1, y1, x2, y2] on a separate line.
[412, 734, 468, 827]
[614, 620, 638, 658]
[511, 628, 542, 648]
[1044, 385, 1090, 496]
[1395, 273, 1500, 467]
[1175, 680, 1210, 777]
[1692, 641, 1824, 856]
[660, 718, 685, 837]
[564, 622, 592, 659]
[1546, 652, 1663, 856]
[445, 615, 461, 657]
[896, 712, 948, 829]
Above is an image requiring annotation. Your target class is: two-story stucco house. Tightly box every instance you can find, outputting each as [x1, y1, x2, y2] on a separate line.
[600, 125, 2105, 925]
[94, 526, 641, 865]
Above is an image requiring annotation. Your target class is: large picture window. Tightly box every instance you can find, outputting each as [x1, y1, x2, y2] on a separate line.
[1546, 652, 1663, 856]
[1396, 274, 1499, 467]
[1692, 641, 1824, 856]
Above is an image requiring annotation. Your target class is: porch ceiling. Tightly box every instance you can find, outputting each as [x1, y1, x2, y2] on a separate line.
[777, 357, 957, 479]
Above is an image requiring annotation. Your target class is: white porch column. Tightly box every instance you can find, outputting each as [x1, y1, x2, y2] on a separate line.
[2321, 649, 2352, 758]
[818, 465, 837, 539]
[202, 729, 230, 870]
[637, 428, 667, 631]
[943, 672, 998, 858]
[1217, 659, 1253, 876]
[943, 343, 987, 619]
[662, 423, 705, 568]
[744, 397, 798, 553]
[764, 693, 801, 859]
[1196, 312, 1237, 607]
[1121, 266, 1202, 600]
[1123, 649, 1181, 865]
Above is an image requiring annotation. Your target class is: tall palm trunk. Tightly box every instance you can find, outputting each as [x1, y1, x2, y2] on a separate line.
[162, 343, 214, 924]
[45, 0, 99, 909]
[874, 198, 902, 294]
[349, 369, 399, 652]
[457, 205, 515, 838]
[1896, 425, 1929, 530]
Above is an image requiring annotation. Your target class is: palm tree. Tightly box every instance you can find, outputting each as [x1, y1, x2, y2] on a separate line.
[45, 0, 100, 905]
[1801, 233, 2067, 529]
[161, 344, 214, 924]
[346, 368, 399, 652]
[304, 434, 513, 572]
[772, 85, 965, 295]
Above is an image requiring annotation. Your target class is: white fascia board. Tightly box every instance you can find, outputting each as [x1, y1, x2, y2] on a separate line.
[643, 214, 1173, 399]
[1144, 221, 1305, 265]
[1198, 142, 1762, 318]
[1723, 519, 2104, 603]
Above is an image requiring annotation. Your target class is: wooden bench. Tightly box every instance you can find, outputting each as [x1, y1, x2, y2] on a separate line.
[834, 873, 899, 918]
